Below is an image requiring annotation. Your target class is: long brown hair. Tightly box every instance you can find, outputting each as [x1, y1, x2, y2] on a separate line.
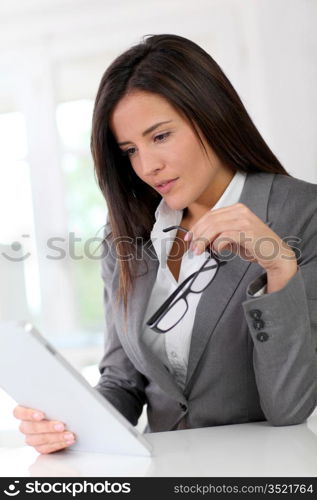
[91, 33, 290, 310]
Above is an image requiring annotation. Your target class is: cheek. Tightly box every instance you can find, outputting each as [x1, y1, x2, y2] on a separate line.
[167, 142, 198, 173]
[177, 134, 207, 169]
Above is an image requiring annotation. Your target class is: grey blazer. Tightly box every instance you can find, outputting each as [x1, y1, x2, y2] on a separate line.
[95, 171, 317, 432]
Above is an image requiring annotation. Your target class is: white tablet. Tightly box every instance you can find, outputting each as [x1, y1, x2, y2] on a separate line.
[0, 321, 152, 457]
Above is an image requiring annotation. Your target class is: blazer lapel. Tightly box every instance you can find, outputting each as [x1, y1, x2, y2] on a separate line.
[185, 171, 275, 389]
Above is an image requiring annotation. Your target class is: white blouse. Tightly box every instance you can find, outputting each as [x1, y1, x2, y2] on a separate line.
[141, 171, 260, 389]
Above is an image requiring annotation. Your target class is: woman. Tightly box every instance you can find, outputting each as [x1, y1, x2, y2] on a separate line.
[14, 34, 317, 454]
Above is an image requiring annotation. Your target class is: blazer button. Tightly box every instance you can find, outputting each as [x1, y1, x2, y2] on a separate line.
[253, 319, 265, 330]
[256, 332, 269, 342]
[179, 403, 187, 412]
[249, 309, 262, 319]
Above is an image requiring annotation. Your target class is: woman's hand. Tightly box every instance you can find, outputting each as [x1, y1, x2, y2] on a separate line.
[184, 203, 298, 292]
[13, 405, 76, 454]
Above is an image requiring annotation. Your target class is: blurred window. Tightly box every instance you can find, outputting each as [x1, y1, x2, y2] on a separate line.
[56, 100, 107, 336]
[0, 111, 41, 317]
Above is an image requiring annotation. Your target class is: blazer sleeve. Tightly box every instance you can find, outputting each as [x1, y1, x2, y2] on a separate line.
[242, 210, 317, 426]
[94, 228, 147, 426]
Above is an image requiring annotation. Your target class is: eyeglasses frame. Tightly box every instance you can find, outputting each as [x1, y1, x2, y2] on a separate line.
[146, 225, 227, 334]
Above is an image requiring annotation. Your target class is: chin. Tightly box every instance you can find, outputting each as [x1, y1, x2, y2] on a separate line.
[163, 195, 189, 212]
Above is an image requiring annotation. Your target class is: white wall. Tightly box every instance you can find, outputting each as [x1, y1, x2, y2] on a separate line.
[1, 0, 316, 178]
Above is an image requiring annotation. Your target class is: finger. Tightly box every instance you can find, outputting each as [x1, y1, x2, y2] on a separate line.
[183, 230, 193, 242]
[34, 439, 75, 455]
[190, 205, 249, 233]
[191, 235, 212, 255]
[189, 221, 226, 254]
[212, 202, 250, 216]
[25, 431, 76, 447]
[190, 217, 253, 255]
[19, 419, 66, 435]
[189, 216, 241, 245]
[13, 405, 45, 422]
[191, 203, 244, 224]
[212, 232, 256, 261]
[212, 233, 239, 256]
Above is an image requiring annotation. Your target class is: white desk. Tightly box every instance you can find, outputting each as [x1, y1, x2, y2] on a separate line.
[1, 415, 317, 477]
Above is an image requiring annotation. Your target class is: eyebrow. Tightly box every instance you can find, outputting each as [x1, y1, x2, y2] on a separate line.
[117, 120, 173, 146]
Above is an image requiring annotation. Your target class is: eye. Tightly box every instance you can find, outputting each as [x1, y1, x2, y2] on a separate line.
[154, 132, 170, 142]
[120, 131, 171, 158]
[121, 147, 136, 157]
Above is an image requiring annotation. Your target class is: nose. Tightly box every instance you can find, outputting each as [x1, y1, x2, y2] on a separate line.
[137, 148, 164, 177]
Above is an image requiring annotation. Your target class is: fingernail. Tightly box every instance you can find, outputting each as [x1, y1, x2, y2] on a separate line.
[66, 439, 75, 446]
[184, 233, 189, 241]
[194, 247, 201, 255]
[33, 412, 44, 420]
[64, 432, 74, 441]
[54, 423, 64, 431]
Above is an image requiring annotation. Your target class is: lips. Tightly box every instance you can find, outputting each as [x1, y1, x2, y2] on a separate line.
[155, 178, 179, 194]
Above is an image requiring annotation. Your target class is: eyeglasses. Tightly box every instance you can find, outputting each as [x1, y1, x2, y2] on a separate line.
[146, 225, 227, 334]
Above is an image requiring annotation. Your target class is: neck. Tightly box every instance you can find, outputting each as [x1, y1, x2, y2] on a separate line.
[183, 166, 236, 226]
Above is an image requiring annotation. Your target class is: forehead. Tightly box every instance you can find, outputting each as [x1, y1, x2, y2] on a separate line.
[110, 91, 179, 138]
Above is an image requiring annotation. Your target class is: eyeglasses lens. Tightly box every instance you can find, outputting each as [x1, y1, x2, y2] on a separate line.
[156, 297, 188, 332]
[190, 260, 218, 293]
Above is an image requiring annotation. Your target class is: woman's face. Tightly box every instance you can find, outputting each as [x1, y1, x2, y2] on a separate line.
[110, 90, 232, 213]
